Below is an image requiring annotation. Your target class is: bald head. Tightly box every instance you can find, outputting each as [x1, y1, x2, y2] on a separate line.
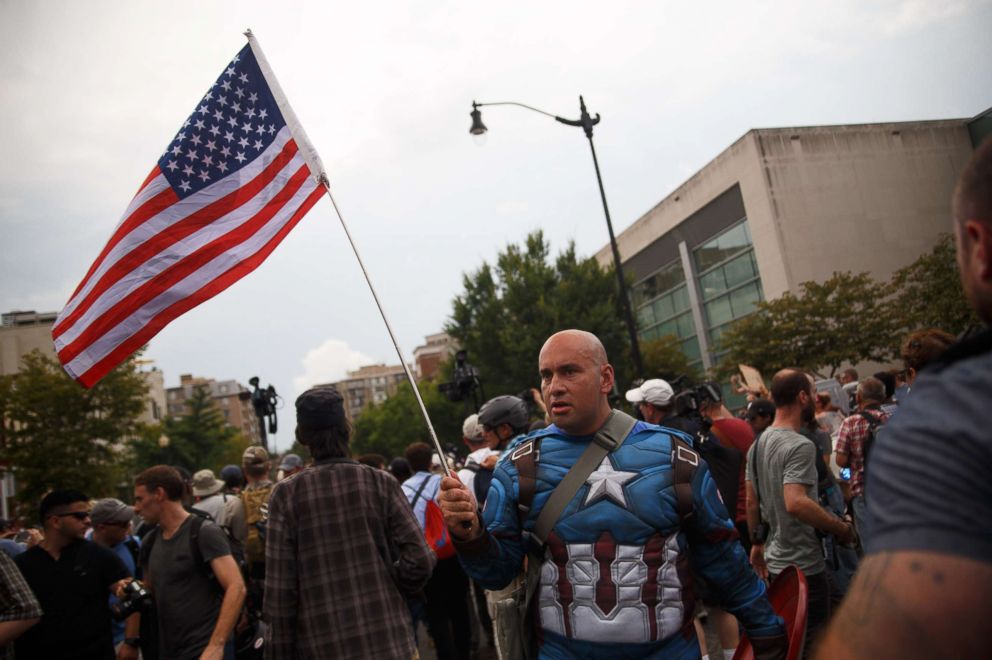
[540, 329, 608, 367]
[539, 330, 614, 435]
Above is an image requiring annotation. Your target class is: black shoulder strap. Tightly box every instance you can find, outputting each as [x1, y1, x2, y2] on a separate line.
[410, 474, 434, 507]
[139, 526, 159, 570]
[858, 410, 881, 430]
[512, 438, 541, 521]
[671, 435, 699, 524]
[188, 514, 212, 579]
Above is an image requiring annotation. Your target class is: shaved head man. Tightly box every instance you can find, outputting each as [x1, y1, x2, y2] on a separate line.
[539, 330, 614, 436]
[439, 329, 785, 659]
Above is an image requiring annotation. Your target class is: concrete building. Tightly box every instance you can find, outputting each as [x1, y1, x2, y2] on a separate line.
[597, 116, 983, 372]
[320, 363, 409, 421]
[138, 368, 167, 425]
[166, 374, 262, 445]
[0, 310, 58, 376]
[413, 332, 454, 380]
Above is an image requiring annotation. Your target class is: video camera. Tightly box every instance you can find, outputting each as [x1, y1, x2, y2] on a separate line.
[438, 350, 483, 408]
[111, 579, 152, 620]
[668, 376, 723, 444]
[245, 376, 279, 435]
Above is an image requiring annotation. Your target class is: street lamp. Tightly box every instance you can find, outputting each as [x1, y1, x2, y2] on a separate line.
[469, 97, 644, 377]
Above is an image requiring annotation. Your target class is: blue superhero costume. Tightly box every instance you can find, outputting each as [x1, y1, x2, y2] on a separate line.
[455, 421, 784, 659]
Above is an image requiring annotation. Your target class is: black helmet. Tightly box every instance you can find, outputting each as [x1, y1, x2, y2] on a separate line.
[478, 395, 529, 434]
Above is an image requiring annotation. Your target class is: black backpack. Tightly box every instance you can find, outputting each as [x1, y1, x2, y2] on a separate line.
[858, 409, 885, 470]
[462, 461, 496, 506]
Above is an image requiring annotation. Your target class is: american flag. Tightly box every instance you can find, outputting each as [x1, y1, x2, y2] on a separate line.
[53, 36, 325, 387]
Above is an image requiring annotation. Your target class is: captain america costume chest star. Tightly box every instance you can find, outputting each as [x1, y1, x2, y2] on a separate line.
[469, 421, 712, 651]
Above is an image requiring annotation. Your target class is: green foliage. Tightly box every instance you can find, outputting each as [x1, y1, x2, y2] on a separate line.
[446, 230, 629, 396]
[350, 378, 465, 460]
[641, 335, 701, 382]
[128, 384, 245, 474]
[889, 233, 978, 336]
[716, 272, 899, 379]
[0, 351, 148, 514]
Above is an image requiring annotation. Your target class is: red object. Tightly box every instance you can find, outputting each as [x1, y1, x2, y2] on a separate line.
[423, 500, 456, 559]
[733, 566, 808, 660]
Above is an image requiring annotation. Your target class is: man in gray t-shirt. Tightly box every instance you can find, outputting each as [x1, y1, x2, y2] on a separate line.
[146, 517, 231, 659]
[746, 427, 823, 576]
[745, 369, 855, 658]
[134, 466, 246, 660]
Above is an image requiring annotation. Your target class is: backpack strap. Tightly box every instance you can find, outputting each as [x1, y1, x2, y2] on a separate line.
[410, 474, 435, 507]
[511, 439, 541, 521]
[532, 410, 638, 545]
[671, 436, 699, 524]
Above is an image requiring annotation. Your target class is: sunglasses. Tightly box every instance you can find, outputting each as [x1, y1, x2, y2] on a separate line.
[53, 511, 91, 521]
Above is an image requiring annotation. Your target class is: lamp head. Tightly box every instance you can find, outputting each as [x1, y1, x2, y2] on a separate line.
[469, 102, 487, 136]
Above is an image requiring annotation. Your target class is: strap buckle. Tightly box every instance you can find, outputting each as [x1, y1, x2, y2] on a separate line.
[676, 445, 699, 467]
[511, 441, 534, 461]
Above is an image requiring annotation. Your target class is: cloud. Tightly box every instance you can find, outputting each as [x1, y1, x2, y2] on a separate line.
[292, 338, 375, 397]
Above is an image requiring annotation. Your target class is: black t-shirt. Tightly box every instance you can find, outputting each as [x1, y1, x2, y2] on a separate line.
[14, 540, 128, 660]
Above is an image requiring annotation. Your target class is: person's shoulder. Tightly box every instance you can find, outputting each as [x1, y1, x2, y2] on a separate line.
[13, 543, 44, 569]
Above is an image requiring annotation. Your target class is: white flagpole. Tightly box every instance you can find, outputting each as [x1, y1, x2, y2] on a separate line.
[245, 30, 453, 476]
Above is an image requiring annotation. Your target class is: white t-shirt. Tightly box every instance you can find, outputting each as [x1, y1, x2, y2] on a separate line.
[457, 447, 500, 500]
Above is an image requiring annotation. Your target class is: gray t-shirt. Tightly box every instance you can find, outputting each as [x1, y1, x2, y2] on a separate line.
[148, 516, 232, 659]
[746, 426, 824, 576]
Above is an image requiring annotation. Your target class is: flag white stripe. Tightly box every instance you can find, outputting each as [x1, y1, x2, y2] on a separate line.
[64, 176, 320, 378]
[55, 147, 308, 351]
[57, 129, 294, 325]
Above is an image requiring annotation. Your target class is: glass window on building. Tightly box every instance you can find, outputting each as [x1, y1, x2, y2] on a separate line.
[633, 259, 703, 370]
[693, 220, 764, 362]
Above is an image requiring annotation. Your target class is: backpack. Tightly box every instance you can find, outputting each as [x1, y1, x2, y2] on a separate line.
[857, 409, 884, 468]
[462, 461, 495, 506]
[410, 475, 456, 560]
[241, 484, 272, 566]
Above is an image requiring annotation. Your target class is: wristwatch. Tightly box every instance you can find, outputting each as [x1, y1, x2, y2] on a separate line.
[123, 637, 140, 648]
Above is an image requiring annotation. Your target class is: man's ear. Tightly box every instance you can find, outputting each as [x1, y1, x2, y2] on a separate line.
[600, 363, 615, 394]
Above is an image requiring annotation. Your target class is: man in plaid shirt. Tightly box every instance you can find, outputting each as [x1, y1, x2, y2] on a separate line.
[0, 550, 42, 659]
[265, 387, 435, 659]
[835, 377, 889, 536]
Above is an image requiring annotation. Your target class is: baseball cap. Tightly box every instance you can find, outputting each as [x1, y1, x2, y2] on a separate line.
[462, 414, 485, 444]
[90, 498, 133, 525]
[746, 398, 776, 419]
[295, 387, 347, 431]
[191, 469, 224, 497]
[625, 379, 675, 406]
[243, 446, 270, 467]
[279, 453, 303, 471]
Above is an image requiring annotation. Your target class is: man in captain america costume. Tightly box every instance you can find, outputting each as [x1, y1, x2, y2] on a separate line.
[439, 329, 787, 659]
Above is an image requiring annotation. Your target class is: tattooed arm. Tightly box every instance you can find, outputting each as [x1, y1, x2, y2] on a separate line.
[815, 551, 992, 660]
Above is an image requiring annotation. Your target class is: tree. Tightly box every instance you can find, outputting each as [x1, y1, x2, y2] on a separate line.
[889, 233, 978, 336]
[716, 272, 900, 379]
[641, 335, 702, 382]
[128, 384, 245, 474]
[446, 230, 630, 397]
[350, 378, 465, 460]
[0, 350, 148, 514]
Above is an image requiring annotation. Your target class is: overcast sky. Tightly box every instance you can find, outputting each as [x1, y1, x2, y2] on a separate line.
[2, 0, 990, 451]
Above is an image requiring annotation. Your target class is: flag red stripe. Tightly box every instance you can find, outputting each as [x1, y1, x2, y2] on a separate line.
[62, 183, 178, 308]
[136, 166, 161, 195]
[58, 163, 313, 365]
[54, 140, 300, 340]
[76, 183, 324, 388]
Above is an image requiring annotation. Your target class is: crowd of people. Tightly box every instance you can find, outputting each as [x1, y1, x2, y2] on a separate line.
[1, 137, 989, 660]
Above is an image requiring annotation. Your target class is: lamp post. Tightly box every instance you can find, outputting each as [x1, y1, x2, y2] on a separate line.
[469, 97, 644, 377]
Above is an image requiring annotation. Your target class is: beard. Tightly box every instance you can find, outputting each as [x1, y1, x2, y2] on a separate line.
[801, 398, 816, 424]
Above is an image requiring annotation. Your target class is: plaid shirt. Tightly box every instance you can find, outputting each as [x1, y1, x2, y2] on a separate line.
[264, 458, 435, 659]
[835, 406, 889, 497]
[0, 550, 43, 660]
